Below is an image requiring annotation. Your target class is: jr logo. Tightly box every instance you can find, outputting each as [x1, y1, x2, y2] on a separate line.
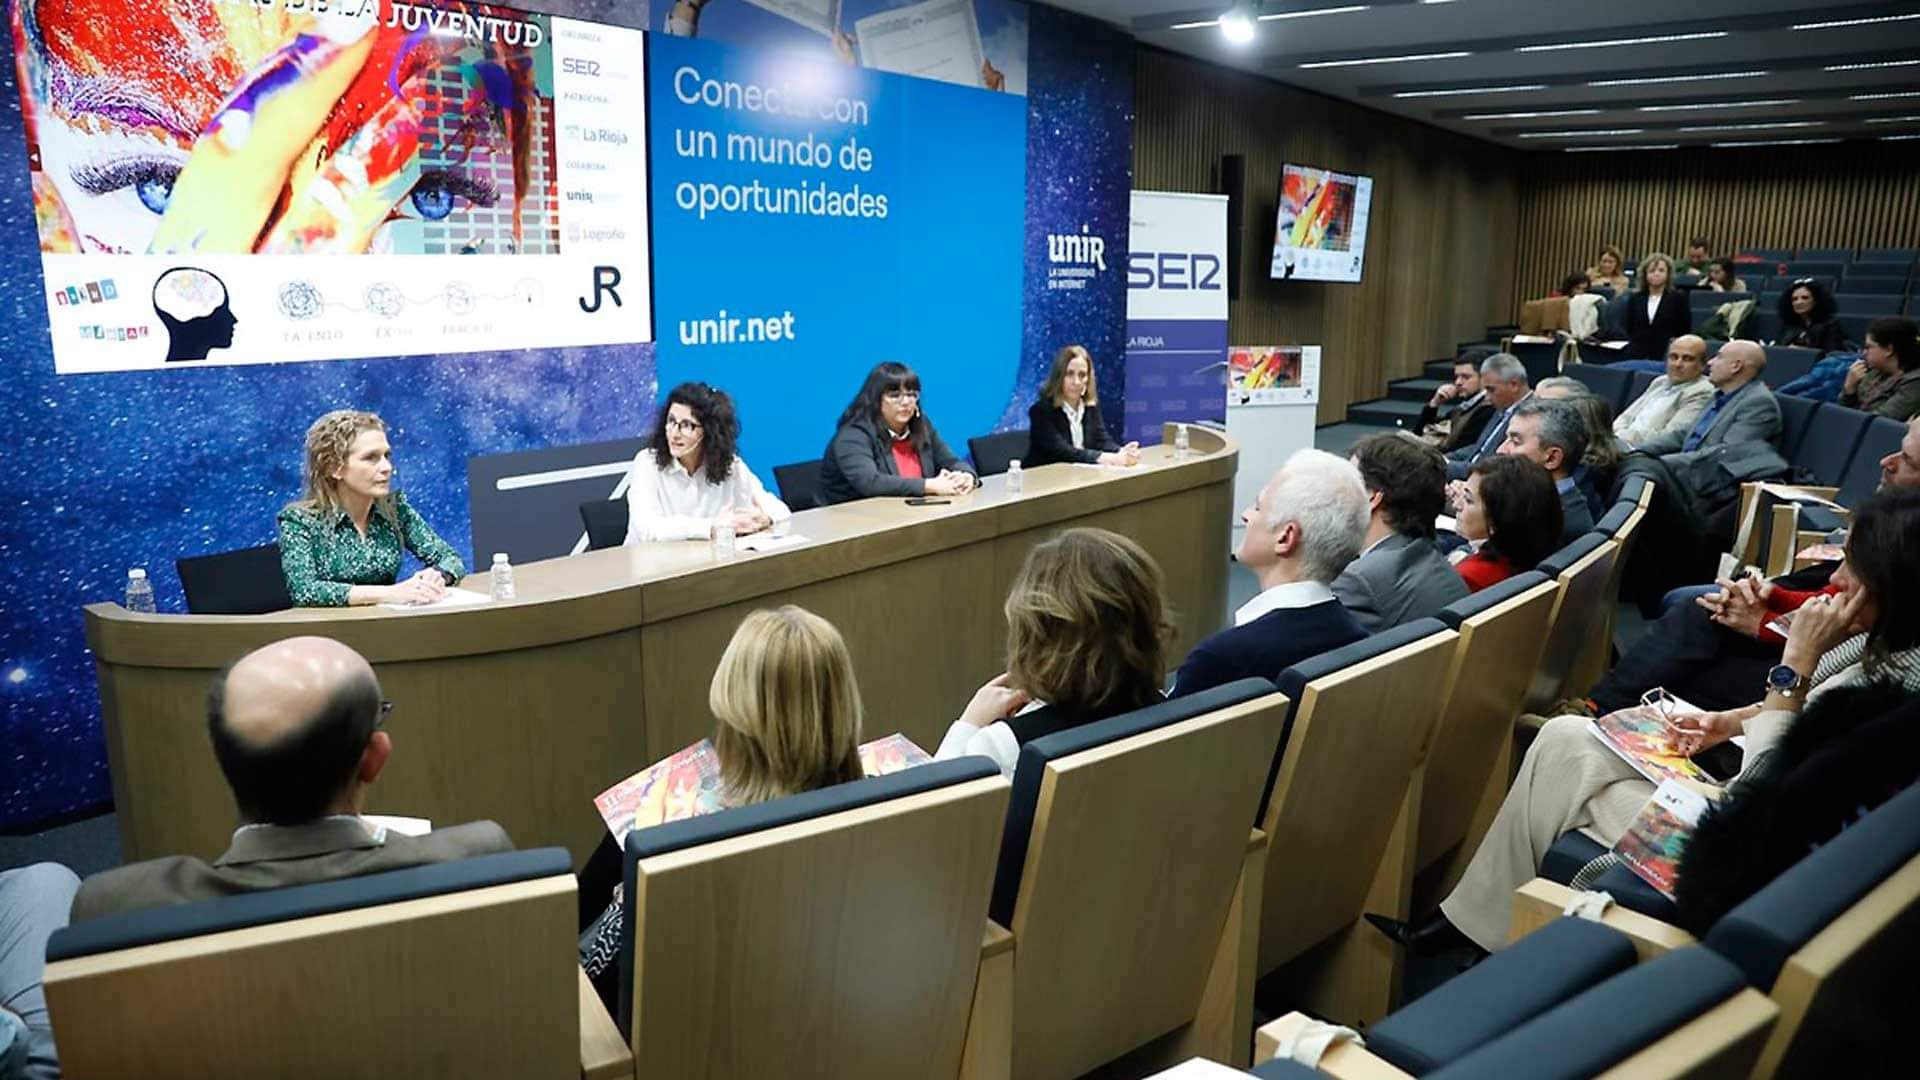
[1128, 252, 1223, 291]
[579, 266, 622, 313]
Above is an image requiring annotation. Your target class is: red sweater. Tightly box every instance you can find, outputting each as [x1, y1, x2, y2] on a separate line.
[890, 439, 924, 480]
[1456, 551, 1515, 592]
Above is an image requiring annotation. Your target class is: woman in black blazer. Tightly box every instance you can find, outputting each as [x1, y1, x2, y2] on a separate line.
[1774, 278, 1850, 354]
[1024, 345, 1140, 467]
[1620, 252, 1691, 361]
[817, 361, 976, 504]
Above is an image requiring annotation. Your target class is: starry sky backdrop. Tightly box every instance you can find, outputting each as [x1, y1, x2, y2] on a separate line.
[0, 0, 1134, 831]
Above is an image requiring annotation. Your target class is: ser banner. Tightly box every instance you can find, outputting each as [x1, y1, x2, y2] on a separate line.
[13, 0, 653, 374]
[1122, 190, 1228, 444]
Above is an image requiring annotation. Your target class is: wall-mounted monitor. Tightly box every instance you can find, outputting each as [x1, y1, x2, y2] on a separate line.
[1270, 163, 1373, 283]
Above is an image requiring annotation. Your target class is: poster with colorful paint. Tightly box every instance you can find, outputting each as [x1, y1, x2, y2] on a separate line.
[10, 0, 653, 373]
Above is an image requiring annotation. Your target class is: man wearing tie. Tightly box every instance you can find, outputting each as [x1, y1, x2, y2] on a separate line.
[1446, 353, 1533, 480]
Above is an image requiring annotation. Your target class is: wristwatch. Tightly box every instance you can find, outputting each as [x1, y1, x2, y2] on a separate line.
[1764, 663, 1812, 701]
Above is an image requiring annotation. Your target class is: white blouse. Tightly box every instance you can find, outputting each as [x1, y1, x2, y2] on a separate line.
[622, 451, 791, 544]
[1063, 401, 1086, 450]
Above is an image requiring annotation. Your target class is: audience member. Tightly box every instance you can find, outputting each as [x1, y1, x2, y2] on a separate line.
[1614, 336, 1714, 449]
[579, 606, 868, 1006]
[939, 528, 1174, 773]
[623, 382, 791, 543]
[1555, 272, 1590, 297]
[278, 410, 465, 607]
[1622, 252, 1690, 362]
[1497, 399, 1594, 544]
[1417, 347, 1497, 451]
[0, 864, 78, 1080]
[1586, 244, 1629, 296]
[1681, 237, 1713, 275]
[1632, 340, 1779, 456]
[1449, 455, 1563, 592]
[1774, 279, 1848, 354]
[1026, 345, 1141, 467]
[1564, 393, 1625, 515]
[1703, 257, 1747, 293]
[1839, 316, 1920, 421]
[1530, 376, 1585, 400]
[1331, 434, 1467, 632]
[819, 361, 977, 504]
[71, 637, 512, 922]
[1417, 487, 1920, 953]
[1445, 352, 1532, 480]
[1171, 450, 1369, 695]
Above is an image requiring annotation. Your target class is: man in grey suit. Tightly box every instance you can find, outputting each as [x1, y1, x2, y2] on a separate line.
[1633, 340, 1779, 456]
[1446, 352, 1533, 480]
[1333, 434, 1468, 631]
[1497, 399, 1594, 546]
[71, 637, 511, 922]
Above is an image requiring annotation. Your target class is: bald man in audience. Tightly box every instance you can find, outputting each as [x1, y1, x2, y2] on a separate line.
[1614, 335, 1715, 450]
[1636, 339, 1779, 457]
[70, 637, 511, 922]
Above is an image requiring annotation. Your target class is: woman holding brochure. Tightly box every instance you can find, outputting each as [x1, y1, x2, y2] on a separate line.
[818, 361, 976, 504]
[1372, 488, 1920, 955]
[1024, 345, 1140, 468]
[277, 410, 464, 607]
[623, 382, 791, 544]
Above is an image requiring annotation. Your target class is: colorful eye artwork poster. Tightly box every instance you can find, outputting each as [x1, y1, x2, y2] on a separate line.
[1229, 345, 1319, 406]
[11, 0, 652, 373]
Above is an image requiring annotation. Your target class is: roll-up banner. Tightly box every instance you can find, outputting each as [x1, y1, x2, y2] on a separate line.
[1122, 190, 1228, 444]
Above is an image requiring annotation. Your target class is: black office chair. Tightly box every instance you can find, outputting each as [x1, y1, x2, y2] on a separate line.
[967, 429, 1030, 477]
[176, 543, 293, 614]
[578, 499, 627, 551]
[772, 459, 824, 512]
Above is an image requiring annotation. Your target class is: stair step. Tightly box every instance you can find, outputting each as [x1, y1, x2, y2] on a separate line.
[1391, 378, 1445, 403]
[1345, 398, 1427, 429]
[1424, 359, 1459, 380]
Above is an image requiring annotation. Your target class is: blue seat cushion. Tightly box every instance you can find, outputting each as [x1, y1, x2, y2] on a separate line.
[1538, 532, 1606, 578]
[1368, 917, 1636, 1074]
[1616, 472, 1650, 509]
[1704, 780, 1920, 991]
[989, 678, 1275, 926]
[1250, 1059, 1325, 1079]
[1593, 500, 1634, 539]
[1424, 947, 1745, 1080]
[46, 847, 570, 961]
[1541, 831, 1606, 885]
[1436, 570, 1551, 631]
[1591, 861, 1678, 923]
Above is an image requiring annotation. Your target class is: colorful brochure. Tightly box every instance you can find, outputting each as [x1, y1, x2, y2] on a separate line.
[1613, 780, 1712, 899]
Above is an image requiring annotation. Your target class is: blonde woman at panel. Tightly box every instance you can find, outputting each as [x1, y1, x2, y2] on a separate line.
[623, 382, 790, 544]
[278, 410, 464, 607]
[1025, 345, 1140, 467]
[938, 527, 1175, 775]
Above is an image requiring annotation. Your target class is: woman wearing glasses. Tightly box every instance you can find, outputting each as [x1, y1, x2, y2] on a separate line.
[818, 361, 976, 504]
[623, 382, 790, 543]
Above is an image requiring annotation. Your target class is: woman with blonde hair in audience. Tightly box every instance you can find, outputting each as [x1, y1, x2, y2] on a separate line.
[937, 527, 1175, 775]
[578, 605, 867, 1005]
[1621, 252, 1690, 361]
[1586, 245, 1629, 297]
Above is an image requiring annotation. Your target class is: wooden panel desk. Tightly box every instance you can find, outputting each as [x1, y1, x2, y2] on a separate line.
[85, 425, 1236, 865]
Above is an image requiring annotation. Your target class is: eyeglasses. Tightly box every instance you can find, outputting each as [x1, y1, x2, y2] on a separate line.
[376, 700, 395, 729]
[664, 418, 704, 434]
[882, 389, 921, 403]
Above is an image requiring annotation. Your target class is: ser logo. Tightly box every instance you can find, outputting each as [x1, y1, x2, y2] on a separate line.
[1128, 251, 1223, 291]
[561, 58, 602, 77]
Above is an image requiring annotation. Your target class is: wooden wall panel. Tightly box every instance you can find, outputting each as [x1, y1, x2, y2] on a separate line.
[1511, 142, 1920, 309]
[1133, 48, 1521, 424]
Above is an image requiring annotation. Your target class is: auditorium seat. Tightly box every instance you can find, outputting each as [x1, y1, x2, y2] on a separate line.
[1837, 314, 1874, 348]
[1416, 572, 1558, 901]
[1857, 247, 1918, 263]
[1760, 345, 1820, 387]
[1523, 533, 1619, 714]
[578, 498, 626, 551]
[1789, 403, 1872, 484]
[1797, 247, 1851, 262]
[176, 543, 293, 615]
[771, 458, 825, 511]
[1259, 619, 1460, 1023]
[613, 758, 1011, 1080]
[1833, 293, 1903, 315]
[968, 429, 1030, 477]
[1775, 392, 1819, 462]
[1625, 368, 1657, 407]
[991, 678, 1285, 1077]
[43, 849, 593, 1080]
[1785, 260, 1843, 279]
[1688, 290, 1747, 321]
[1568, 487, 1650, 705]
[1742, 247, 1793, 263]
[1743, 308, 1780, 344]
[1838, 275, 1908, 296]
[1563, 363, 1631, 413]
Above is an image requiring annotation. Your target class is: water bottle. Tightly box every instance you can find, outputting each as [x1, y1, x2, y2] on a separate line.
[489, 553, 515, 601]
[1174, 423, 1191, 458]
[124, 568, 156, 613]
[1006, 459, 1024, 495]
[712, 520, 737, 558]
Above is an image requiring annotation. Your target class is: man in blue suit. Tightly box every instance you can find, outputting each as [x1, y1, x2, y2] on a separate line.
[1446, 352, 1533, 481]
[1172, 449, 1371, 696]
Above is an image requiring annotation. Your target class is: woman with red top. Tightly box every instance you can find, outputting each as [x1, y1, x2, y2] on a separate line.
[1451, 455, 1563, 591]
[818, 362, 977, 505]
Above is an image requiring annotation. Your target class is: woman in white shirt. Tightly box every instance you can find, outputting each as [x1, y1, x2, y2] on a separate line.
[623, 382, 791, 544]
[936, 527, 1175, 775]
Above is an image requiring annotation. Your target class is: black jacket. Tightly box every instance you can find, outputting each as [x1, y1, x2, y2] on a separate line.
[1025, 399, 1119, 466]
[1418, 394, 1496, 454]
[818, 412, 970, 504]
[1622, 290, 1692, 361]
[1776, 317, 1849, 355]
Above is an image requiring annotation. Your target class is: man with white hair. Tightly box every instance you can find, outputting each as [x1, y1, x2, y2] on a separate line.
[1171, 449, 1371, 697]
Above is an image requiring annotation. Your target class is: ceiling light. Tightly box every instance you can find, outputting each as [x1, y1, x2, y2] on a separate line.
[1864, 115, 1920, 124]
[1517, 31, 1727, 53]
[1587, 71, 1768, 88]
[1824, 60, 1920, 72]
[1393, 84, 1547, 98]
[1794, 13, 1920, 30]
[1677, 120, 1826, 132]
[1851, 90, 1920, 101]
[1639, 99, 1801, 112]
[1709, 138, 1844, 148]
[1218, 2, 1257, 44]
[1563, 144, 1681, 152]
[1515, 128, 1647, 139]
[1300, 51, 1472, 69]
[1883, 134, 1920, 141]
[1261, 4, 1370, 20]
[1461, 108, 1604, 120]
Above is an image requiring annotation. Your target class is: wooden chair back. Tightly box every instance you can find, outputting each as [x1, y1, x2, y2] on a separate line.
[1570, 490, 1651, 696]
[1002, 687, 1286, 1080]
[44, 850, 580, 1080]
[625, 762, 1011, 1080]
[1523, 535, 1618, 713]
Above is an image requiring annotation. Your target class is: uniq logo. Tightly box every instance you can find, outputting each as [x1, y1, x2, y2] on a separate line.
[1127, 251, 1223, 291]
[1046, 225, 1107, 292]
